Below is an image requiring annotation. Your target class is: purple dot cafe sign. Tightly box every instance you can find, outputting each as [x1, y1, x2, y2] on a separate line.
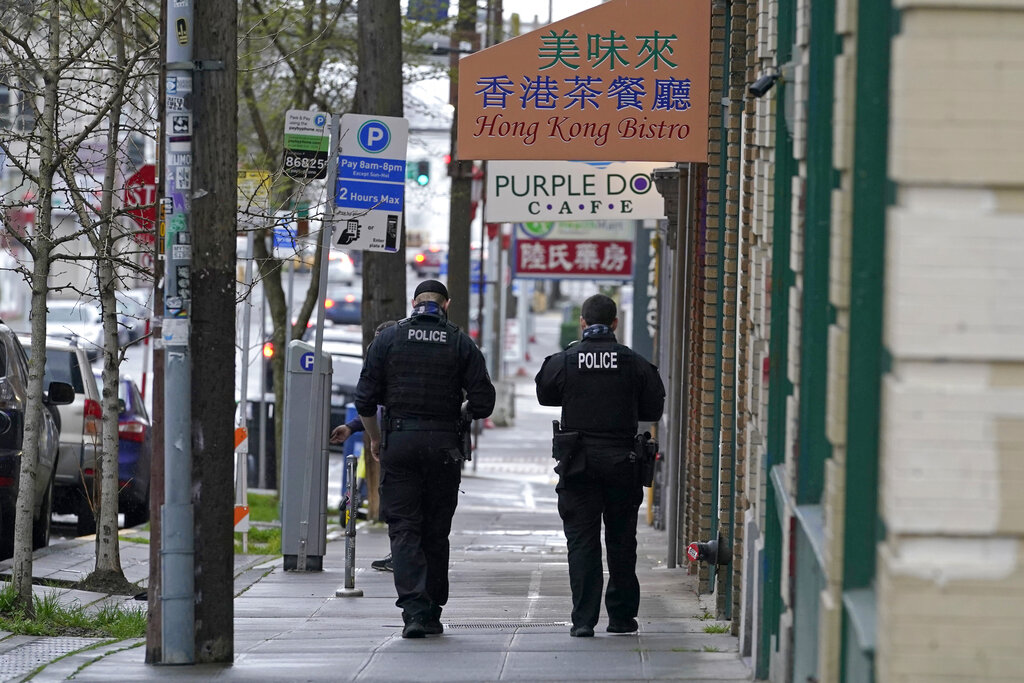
[486, 161, 666, 222]
[457, 0, 710, 162]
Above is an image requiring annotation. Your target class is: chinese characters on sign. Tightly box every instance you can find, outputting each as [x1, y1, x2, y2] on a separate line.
[514, 221, 635, 280]
[458, 0, 709, 161]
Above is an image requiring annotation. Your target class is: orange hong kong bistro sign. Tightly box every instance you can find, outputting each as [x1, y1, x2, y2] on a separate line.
[457, 0, 710, 163]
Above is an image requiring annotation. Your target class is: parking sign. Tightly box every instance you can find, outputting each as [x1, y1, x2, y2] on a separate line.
[331, 114, 408, 253]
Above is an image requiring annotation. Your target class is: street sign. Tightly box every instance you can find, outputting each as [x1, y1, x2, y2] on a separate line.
[457, 0, 710, 162]
[487, 161, 665, 221]
[124, 164, 157, 244]
[513, 220, 635, 280]
[331, 114, 409, 253]
[273, 224, 297, 250]
[283, 110, 330, 180]
[237, 169, 271, 211]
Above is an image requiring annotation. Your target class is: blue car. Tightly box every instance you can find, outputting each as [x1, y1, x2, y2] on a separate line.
[92, 371, 152, 527]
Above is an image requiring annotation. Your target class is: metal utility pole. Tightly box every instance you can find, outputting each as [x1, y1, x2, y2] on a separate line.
[160, 0, 196, 662]
[445, 0, 481, 332]
[158, 0, 236, 664]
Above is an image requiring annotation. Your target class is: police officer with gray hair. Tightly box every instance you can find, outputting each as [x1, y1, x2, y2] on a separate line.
[535, 293, 665, 638]
[354, 279, 495, 638]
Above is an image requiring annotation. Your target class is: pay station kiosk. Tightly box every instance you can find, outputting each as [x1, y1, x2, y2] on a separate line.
[280, 339, 332, 571]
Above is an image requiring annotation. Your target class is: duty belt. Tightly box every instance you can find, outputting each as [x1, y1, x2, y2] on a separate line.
[387, 417, 459, 432]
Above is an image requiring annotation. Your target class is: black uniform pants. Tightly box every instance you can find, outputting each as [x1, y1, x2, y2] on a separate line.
[379, 429, 461, 623]
[556, 444, 643, 629]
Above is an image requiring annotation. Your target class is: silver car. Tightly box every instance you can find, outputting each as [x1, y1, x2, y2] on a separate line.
[20, 335, 103, 536]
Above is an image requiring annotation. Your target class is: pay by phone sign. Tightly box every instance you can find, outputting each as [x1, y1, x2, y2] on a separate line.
[332, 114, 409, 253]
[283, 110, 330, 179]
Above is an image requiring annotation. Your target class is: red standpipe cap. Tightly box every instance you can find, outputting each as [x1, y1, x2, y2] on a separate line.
[686, 542, 700, 562]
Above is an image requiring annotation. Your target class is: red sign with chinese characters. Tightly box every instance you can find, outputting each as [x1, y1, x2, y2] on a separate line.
[124, 164, 157, 245]
[516, 239, 633, 279]
[513, 221, 635, 280]
[457, 0, 710, 161]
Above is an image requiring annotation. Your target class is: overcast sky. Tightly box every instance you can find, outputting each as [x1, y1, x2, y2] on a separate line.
[486, 0, 602, 25]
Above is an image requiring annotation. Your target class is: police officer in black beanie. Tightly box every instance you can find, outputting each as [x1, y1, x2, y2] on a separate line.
[535, 293, 665, 638]
[354, 279, 495, 638]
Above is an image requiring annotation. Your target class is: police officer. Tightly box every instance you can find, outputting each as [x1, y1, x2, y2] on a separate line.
[354, 280, 495, 639]
[535, 293, 665, 638]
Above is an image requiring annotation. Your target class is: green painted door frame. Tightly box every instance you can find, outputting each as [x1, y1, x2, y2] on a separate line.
[757, 0, 796, 676]
[796, 0, 837, 506]
[841, 0, 893, 680]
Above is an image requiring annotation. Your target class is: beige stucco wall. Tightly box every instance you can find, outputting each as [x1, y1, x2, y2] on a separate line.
[879, 2, 1024, 680]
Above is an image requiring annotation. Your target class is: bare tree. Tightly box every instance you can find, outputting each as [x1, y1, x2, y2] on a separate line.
[236, 0, 448, 491]
[0, 0, 158, 608]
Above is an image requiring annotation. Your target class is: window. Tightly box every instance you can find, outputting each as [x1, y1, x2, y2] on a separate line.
[40, 349, 85, 393]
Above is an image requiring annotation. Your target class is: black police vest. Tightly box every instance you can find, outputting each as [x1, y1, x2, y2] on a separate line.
[561, 339, 638, 439]
[384, 315, 463, 420]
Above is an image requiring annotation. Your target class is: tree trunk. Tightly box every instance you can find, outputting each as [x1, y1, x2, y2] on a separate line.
[95, 262, 125, 576]
[190, 0, 237, 663]
[92, 4, 128, 579]
[11, 0, 63, 614]
[354, 0, 405, 522]
[445, 0, 480, 333]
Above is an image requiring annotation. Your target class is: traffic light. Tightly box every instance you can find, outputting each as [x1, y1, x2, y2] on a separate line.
[414, 160, 430, 186]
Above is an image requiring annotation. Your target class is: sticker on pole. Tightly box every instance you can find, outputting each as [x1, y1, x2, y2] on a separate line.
[331, 113, 408, 253]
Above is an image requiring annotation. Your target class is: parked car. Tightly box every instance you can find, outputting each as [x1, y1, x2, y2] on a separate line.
[0, 322, 74, 558]
[46, 300, 103, 361]
[324, 284, 362, 326]
[19, 334, 103, 536]
[92, 370, 152, 527]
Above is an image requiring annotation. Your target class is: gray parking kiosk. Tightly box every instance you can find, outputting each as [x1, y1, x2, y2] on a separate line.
[280, 339, 333, 571]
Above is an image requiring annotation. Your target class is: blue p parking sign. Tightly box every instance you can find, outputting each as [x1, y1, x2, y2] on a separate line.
[300, 352, 316, 372]
[357, 120, 391, 154]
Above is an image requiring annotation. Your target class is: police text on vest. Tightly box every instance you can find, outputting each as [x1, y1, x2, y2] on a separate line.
[409, 328, 448, 343]
[578, 351, 618, 369]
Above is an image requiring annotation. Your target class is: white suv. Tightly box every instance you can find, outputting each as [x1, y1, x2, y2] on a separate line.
[20, 335, 102, 535]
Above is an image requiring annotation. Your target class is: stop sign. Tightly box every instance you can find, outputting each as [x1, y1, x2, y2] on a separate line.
[124, 164, 157, 244]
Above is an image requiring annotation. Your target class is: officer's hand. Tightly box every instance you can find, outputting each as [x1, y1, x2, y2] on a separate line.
[369, 437, 381, 462]
[329, 425, 352, 444]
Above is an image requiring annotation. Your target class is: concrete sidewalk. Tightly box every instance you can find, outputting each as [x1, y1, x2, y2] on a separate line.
[3, 474, 751, 682]
[0, 312, 754, 681]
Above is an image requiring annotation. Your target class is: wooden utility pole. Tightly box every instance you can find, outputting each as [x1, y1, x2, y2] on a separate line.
[355, 0, 405, 520]
[190, 0, 237, 663]
[445, 0, 480, 332]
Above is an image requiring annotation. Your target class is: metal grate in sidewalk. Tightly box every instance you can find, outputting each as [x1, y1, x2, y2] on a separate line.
[443, 620, 570, 629]
[0, 637, 105, 681]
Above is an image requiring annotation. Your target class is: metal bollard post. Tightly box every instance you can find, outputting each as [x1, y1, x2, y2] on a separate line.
[335, 453, 363, 597]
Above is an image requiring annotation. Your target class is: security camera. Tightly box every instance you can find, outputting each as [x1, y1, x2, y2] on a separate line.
[652, 167, 679, 195]
[748, 73, 780, 98]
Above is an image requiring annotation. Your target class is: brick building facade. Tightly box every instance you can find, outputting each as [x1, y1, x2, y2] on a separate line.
[657, 0, 1024, 681]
